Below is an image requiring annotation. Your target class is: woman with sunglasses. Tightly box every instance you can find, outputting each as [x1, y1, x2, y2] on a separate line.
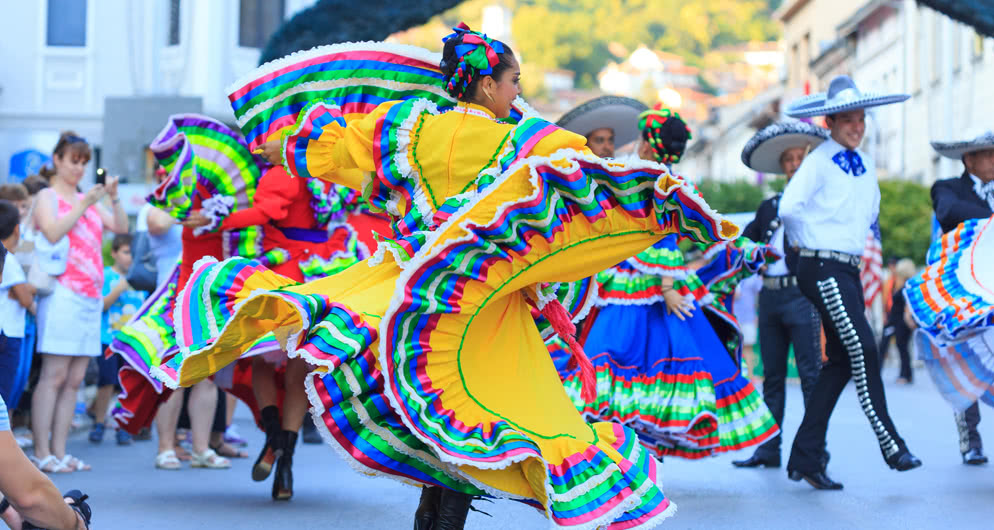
[30, 132, 129, 473]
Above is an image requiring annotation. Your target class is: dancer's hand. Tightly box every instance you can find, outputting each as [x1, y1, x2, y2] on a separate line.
[663, 289, 694, 321]
[255, 140, 284, 165]
[181, 210, 210, 228]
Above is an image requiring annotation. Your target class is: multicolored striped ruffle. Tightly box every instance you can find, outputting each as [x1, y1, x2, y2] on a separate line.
[560, 348, 719, 451]
[227, 42, 541, 151]
[148, 114, 267, 259]
[905, 214, 994, 340]
[108, 263, 183, 393]
[625, 235, 686, 275]
[626, 369, 777, 460]
[596, 261, 707, 307]
[914, 329, 994, 412]
[905, 215, 994, 412]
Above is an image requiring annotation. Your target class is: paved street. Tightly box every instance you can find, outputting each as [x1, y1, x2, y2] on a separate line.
[39, 364, 994, 529]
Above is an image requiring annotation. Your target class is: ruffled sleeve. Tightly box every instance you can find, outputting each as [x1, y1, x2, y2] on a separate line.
[282, 101, 399, 190]
[221, 166, 299, 230]
[626, 235, 686, 276]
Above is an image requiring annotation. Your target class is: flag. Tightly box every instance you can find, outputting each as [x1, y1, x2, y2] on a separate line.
[860, 219, 883, 309]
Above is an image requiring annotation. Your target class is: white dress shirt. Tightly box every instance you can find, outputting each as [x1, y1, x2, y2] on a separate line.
[778, 138, 879, 256]
[969, 173, 994, 210]
[765, 224, 790, 276]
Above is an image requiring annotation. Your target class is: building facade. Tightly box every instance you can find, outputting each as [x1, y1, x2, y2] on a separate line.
[0, 0, 315, 185]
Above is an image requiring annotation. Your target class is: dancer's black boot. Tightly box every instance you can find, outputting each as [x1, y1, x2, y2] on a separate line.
[252, 406, 281, 481]
[413, 485, 442, 530]
[435, 488, 474, 530]
[273, 430, 297, 500]
[301, 414, 322, 444]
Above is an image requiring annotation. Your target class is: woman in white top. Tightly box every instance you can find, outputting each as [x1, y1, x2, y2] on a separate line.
[30, 132, 129, 473]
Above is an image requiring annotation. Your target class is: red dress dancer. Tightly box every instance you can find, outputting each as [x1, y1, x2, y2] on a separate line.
[197, 165, 365, 500]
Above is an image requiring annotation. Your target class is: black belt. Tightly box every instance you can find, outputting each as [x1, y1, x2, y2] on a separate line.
[762, 275, 797, 290]
[798, 248, 861, 267]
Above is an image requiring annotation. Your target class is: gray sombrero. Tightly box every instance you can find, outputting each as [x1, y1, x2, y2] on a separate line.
[556, 96, 648, 147]
[741, 121, 829, 174]
[930, 129, 994, 160]
[785, 75, 909, 118]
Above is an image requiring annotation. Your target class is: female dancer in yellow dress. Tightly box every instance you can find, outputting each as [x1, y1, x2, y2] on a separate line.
[166, 25, 737, 528]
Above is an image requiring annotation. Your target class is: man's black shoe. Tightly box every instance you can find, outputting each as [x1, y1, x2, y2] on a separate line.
[962, 448, 988, 466]
[887, 451, 922, 471]
[732, 453, 780, 468]
[788, 469, 843, 490]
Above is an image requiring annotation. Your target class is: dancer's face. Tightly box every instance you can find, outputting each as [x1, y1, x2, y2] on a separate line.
[779, 146, 807, 180]
[964, 148, 994, 183]
[826, 109, 865, 150]
[479, 56, 521, 119]
[586, 128, 615, 158]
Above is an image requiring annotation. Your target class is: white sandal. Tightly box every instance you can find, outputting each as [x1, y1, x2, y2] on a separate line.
[59, 454, 91, 472]
[190, 448, 231, 469]
[33, 455, 70, 474]
[155, 450, 182, 470]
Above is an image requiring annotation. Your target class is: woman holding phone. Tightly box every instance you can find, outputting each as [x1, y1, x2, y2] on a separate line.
[30, 132, 128, 473]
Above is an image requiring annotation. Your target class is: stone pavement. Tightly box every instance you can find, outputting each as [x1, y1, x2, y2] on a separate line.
[37, 364, 994, 529]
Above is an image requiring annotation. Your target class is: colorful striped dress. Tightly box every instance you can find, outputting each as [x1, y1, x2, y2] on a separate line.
[109, 116, 362, 432]
[905, 214, 994, 411]
[162, 88, 740, 527]
[557, 235, 779, 459]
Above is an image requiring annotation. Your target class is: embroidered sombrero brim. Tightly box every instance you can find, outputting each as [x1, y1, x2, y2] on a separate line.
[741, 122, 829, 174]
[556, 96, 648, 148]
[785, 92, 909, 118]
[930, 132, 994, 160]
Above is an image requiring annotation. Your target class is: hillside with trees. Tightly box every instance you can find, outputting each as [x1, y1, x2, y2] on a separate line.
[392, 0, 782, 88]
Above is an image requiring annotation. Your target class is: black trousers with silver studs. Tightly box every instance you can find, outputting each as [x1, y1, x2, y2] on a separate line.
[787, 256, 908, 474]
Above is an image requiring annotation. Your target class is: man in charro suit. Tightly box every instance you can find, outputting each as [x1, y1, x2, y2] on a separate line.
[929, 130, 994, 466]
[732, 121, 828, 470]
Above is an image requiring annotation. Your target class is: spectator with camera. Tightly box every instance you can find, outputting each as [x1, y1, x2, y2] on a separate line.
[30, 132, 129, 473]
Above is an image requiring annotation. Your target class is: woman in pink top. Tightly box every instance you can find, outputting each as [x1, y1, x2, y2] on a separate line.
[30, 132, 128, 473]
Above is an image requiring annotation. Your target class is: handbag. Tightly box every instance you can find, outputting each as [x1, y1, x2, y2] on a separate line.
[26, 192, 70, 296]
[28, 231, 69, 296]
[126, 230, 158, 292]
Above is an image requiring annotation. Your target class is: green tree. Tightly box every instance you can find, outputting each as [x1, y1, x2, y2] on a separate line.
[510, 0, 781, 88]
[877, 179, 932, 265]
[695, 179, 765, 214]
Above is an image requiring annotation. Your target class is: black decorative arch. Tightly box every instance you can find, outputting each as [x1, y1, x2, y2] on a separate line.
[260, 0, 465, 65]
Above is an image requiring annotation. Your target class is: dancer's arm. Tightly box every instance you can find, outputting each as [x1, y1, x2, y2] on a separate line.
[931, 180, 991, 233]
[258, 103, 398, 190]
[778, 158, 819, 232]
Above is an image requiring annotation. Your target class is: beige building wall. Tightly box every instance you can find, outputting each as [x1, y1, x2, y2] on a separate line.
[777, 0, 865, 95]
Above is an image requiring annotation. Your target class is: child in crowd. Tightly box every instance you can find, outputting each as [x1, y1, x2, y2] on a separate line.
[90, 234, 146, 445]
[0, 200, 36, 406]
[0, 185, 29, 219]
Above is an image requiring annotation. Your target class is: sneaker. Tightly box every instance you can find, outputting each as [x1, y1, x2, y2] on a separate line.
[116, 429, 133, 445]
[223, 424, 248, 447]
[89, 423, 106, 444]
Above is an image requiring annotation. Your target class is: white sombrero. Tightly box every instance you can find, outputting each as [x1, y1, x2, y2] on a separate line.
[556, 96, 648, 147]
[931, 129, 994, 160]
[785, 75, 909, 118]
[741, 121, 829, 174]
